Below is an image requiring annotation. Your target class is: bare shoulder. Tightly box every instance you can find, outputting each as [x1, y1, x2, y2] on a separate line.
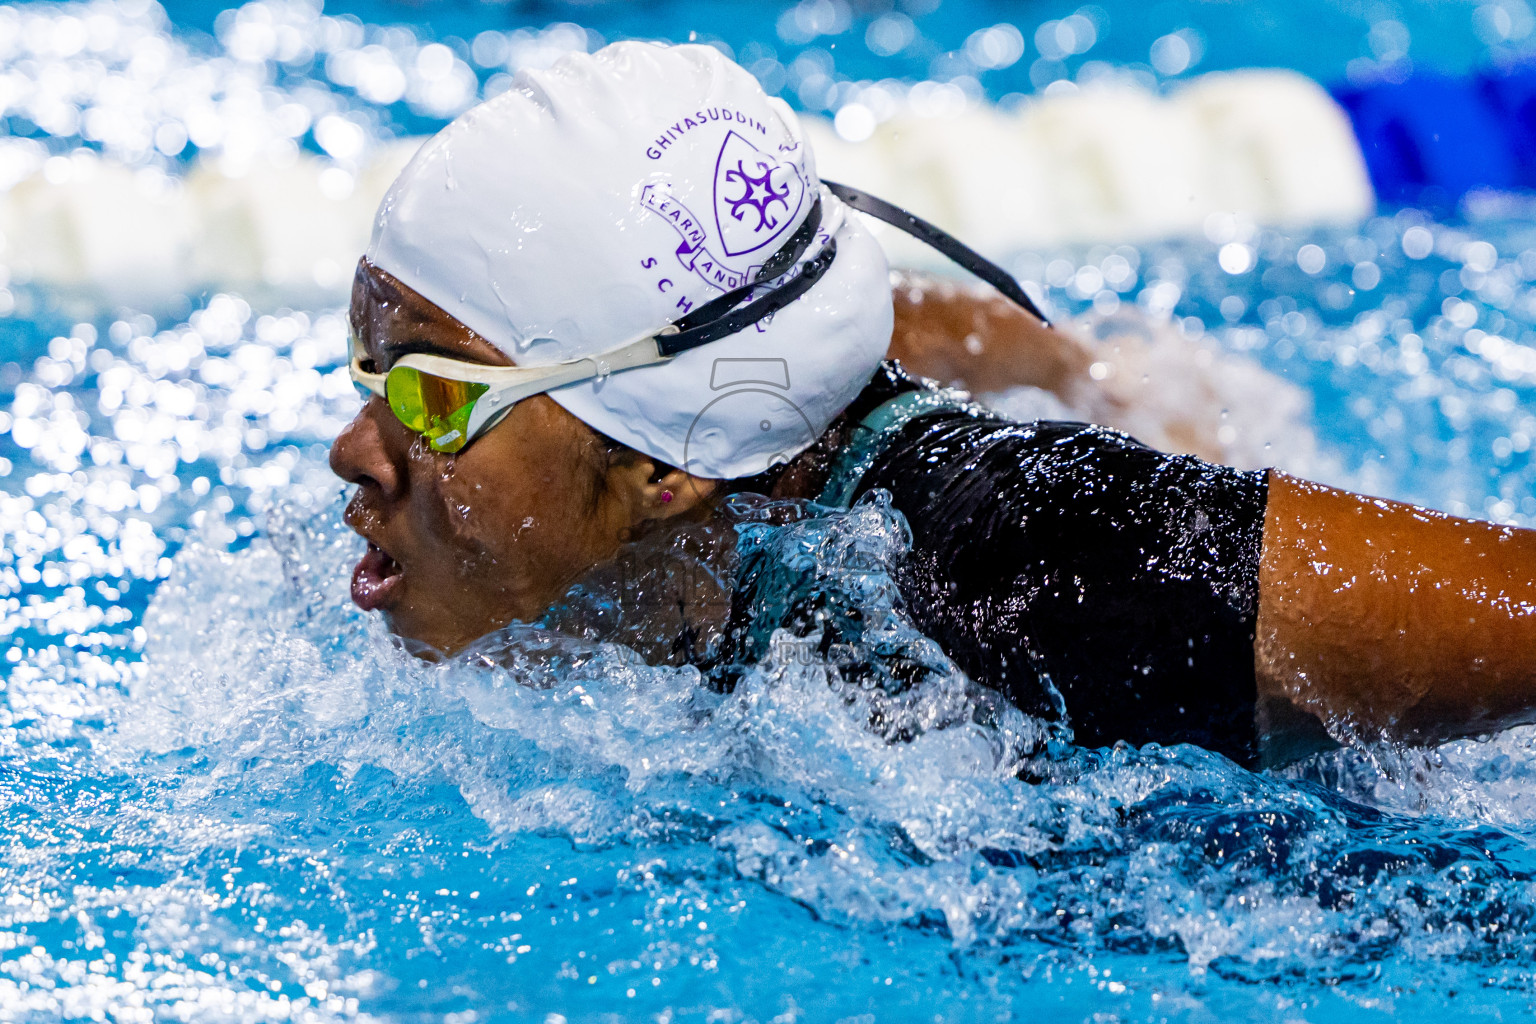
[886, 270, 1089, 395]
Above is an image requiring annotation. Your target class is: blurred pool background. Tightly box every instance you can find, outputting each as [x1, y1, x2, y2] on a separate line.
[10, 0, 1536, 1021]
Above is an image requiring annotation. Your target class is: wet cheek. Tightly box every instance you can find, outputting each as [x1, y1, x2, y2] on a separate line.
[386, 447, 491, 573]
[428, 459, 544, 574]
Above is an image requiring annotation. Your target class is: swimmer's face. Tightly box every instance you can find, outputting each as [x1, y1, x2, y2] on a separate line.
[329, 261, 717, 654]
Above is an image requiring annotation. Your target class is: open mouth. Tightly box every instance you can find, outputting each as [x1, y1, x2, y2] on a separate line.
[351, 541, 404, 612]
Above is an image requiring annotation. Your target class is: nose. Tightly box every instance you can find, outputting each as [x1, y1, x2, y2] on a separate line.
[330, 399, 404, 500]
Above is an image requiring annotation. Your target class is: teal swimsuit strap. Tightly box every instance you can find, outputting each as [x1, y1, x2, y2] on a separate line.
[818, 388, 984, 508]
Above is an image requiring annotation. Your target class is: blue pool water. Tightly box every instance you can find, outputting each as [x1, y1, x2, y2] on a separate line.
[10, 1, 1536, 1021]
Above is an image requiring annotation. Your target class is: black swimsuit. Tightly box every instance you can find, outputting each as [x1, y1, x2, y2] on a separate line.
[728, 362, 1270, 766]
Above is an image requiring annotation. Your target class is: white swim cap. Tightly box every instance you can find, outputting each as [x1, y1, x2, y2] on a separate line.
[366, 41, 893, 480]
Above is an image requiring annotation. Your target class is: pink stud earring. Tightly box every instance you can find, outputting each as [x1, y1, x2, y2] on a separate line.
[661, 490, 674, 503]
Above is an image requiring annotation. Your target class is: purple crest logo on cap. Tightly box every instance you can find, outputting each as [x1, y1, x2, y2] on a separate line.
[713, 130, 806, 258]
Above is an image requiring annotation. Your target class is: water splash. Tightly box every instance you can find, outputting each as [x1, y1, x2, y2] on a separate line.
[9, 1, 1536, 1019]
[0, 486, 1517, 1019]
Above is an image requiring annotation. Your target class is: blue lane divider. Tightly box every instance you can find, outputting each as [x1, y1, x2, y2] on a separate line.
[1335, 66, 1536, 210]
[1480, 65, 1536, 181]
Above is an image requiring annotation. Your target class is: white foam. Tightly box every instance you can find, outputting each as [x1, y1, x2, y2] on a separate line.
[1178, 70, 1375, 229]
[0, 140, 421, 306]
[983, 307, 1332, 473]
[0, 67, 1374, 304]
[807, 70, 1375, 263]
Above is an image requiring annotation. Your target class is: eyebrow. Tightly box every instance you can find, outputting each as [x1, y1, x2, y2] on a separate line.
[380, 336, 473, 364]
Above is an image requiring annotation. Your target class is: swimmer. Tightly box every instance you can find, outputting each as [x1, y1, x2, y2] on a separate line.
[329, 42, 1536, 768]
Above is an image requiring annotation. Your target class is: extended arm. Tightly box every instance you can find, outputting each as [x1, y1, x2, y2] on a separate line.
[1257, 472, 1536, 751]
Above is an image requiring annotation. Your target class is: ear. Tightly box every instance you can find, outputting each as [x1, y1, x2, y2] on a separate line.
[602, 452, 721, 526]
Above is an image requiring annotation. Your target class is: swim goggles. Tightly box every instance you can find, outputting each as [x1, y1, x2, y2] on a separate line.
[349, 182, 1050, 455]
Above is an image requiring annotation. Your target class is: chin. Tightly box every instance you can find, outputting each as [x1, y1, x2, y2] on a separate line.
[386, 604, 509, 658]
[381, 609, 455, 655]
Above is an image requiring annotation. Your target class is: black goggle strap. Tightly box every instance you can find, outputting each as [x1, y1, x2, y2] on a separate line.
[654, 177, 1050, 361]
[659, 197, 832, 357]
[657, 240, 837, 357]
[822, 179, 1051, 327]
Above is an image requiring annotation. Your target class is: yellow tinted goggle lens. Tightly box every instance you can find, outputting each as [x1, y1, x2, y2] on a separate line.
[385, 366, 491, 454]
